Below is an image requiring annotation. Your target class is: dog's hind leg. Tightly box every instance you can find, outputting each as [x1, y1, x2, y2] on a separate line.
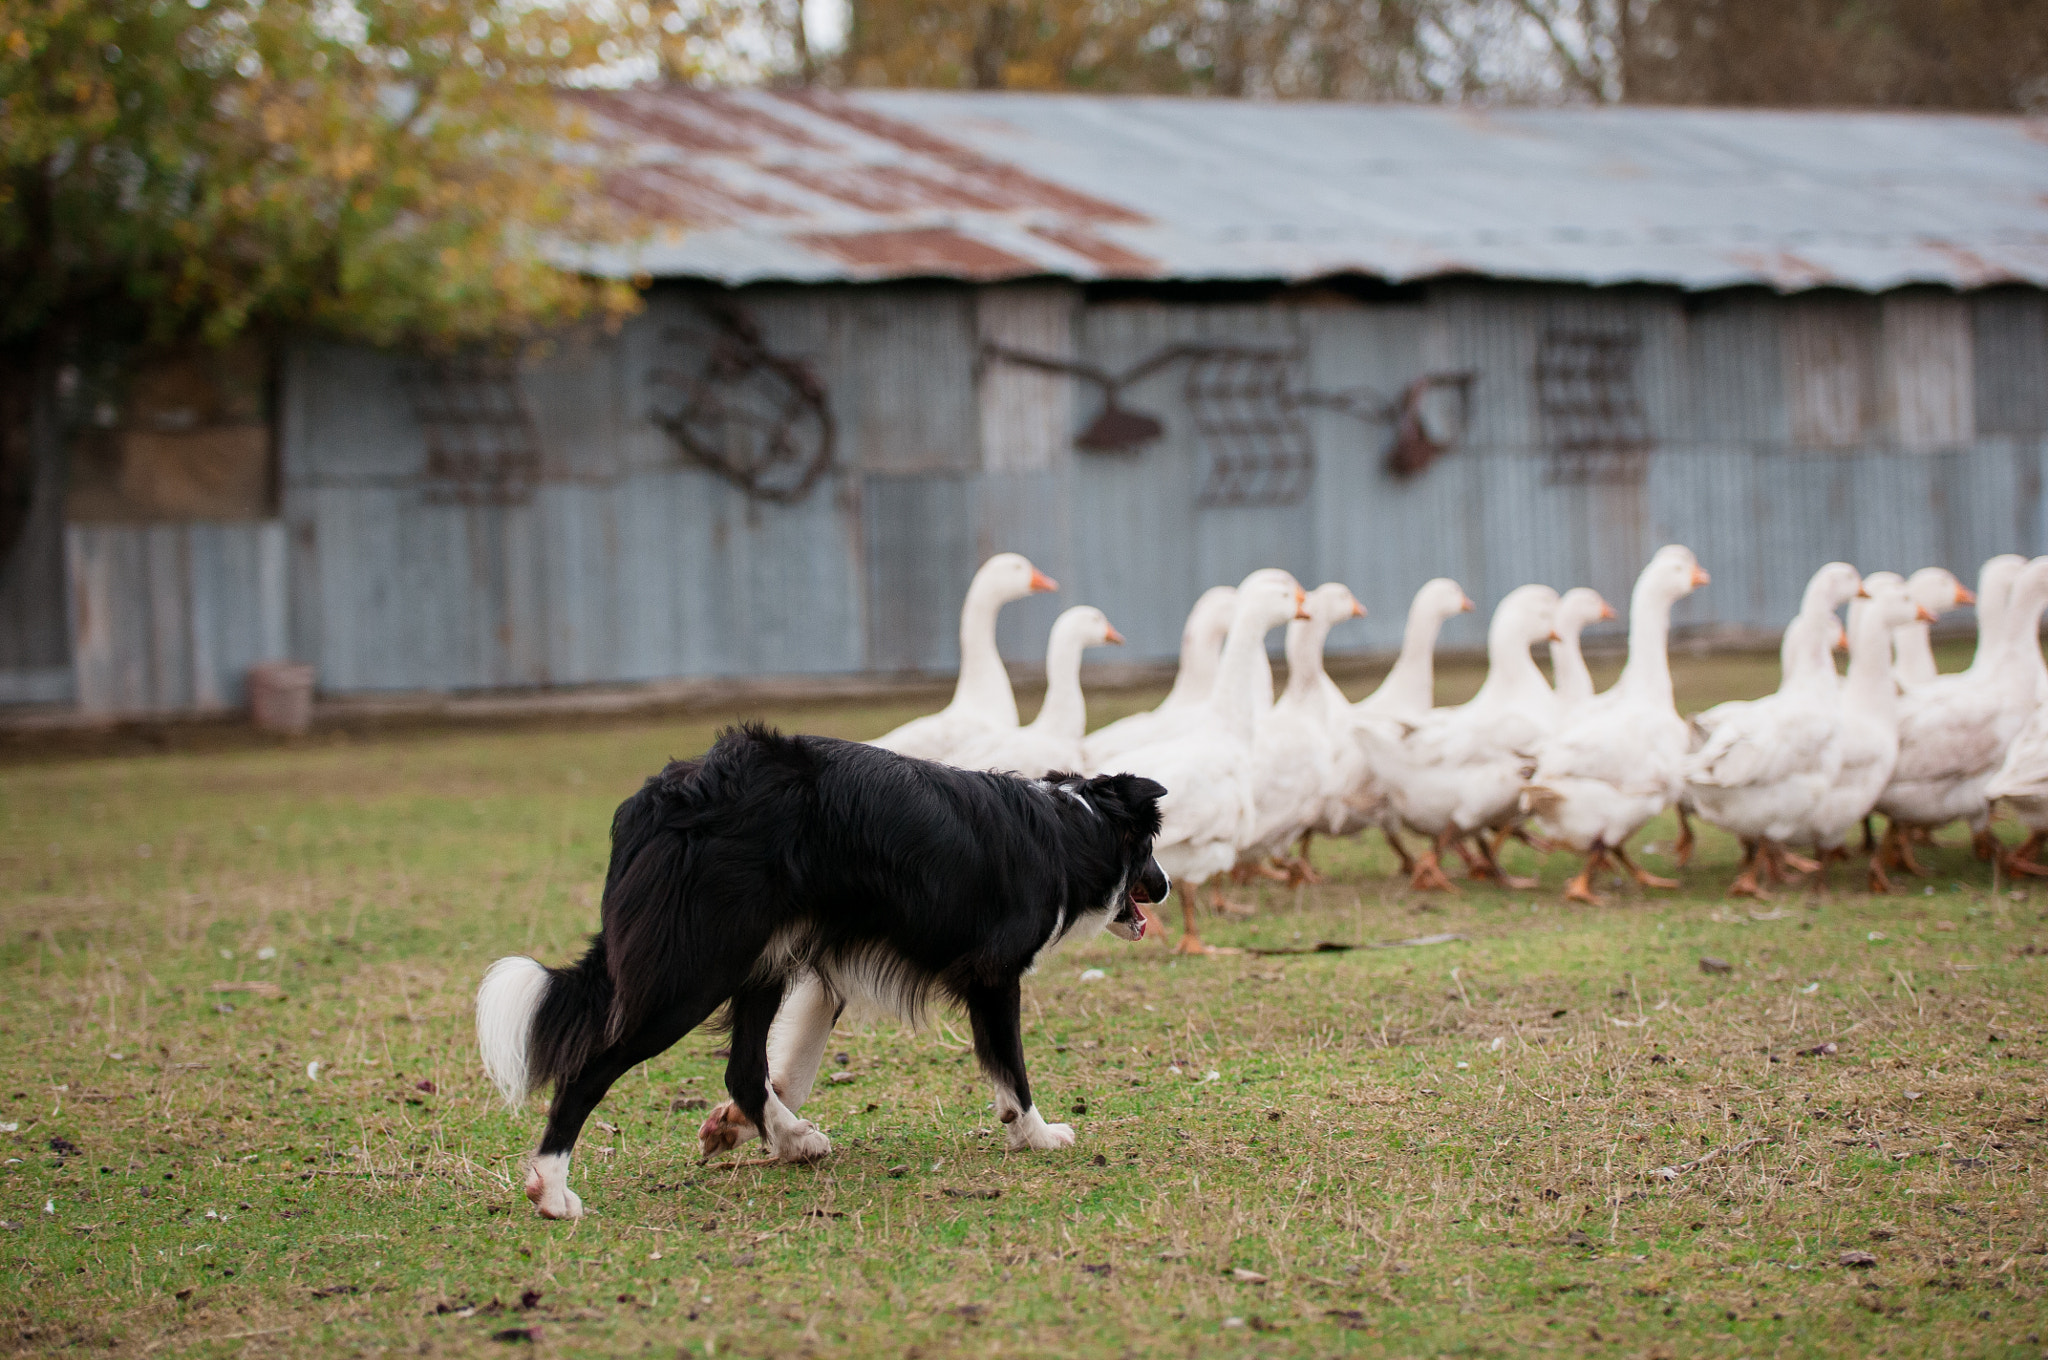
[965, 979, 1072, 1152]
[697, 974, 843, 1158]
[528, 997, 718, 1220]
[725, 983, 832, 1164]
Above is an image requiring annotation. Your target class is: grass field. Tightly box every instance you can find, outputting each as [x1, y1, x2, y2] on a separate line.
[2, 650, 2044, 1358]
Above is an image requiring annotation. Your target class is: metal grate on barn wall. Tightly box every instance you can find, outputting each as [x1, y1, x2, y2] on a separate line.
[1535, 328, 1654, 483]
[403, 357, 543, 506]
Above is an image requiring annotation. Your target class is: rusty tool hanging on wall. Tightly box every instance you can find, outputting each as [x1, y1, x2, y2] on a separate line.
[650, 302, 836, 503]
[981, 341, 1476, 505]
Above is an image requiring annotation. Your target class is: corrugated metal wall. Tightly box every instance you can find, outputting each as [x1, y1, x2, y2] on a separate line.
[66, 521, 287, 714]
[17, 277, 2047, 713]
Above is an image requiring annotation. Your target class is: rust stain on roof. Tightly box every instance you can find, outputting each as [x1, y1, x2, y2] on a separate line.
[767, 163, 1017, 215]
[1725, 249, 1836, 290]
[779, 91, 1149, 225]
[574, 89, 756, 154]
[1026, 224, 1161, 276]
[1924, 241, 2017, 286]
[606, 165, 796, 229]
[680, 88, 836, 151]
[794, 228, 1041, 280]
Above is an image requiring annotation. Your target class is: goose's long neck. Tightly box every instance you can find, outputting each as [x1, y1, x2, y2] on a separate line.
[1282, 616, 1335, 703]
[1615, 591, 1676, 706]
[1844, 602, 1900, 719]
[1163, 623, 1224, 709]
[1779, 607, 1841, 696]
[1211, 614, 1278, 744]
[1373, 606, 1447, 711]
[1550, 632, 1592, 708]
[2000, 580, 2048, 693]
[1475, 617, 1546, 708]
[1030, 627, 1090, 739]
[953, 583, 1019, 725]
[1890, 622, 1937, 685]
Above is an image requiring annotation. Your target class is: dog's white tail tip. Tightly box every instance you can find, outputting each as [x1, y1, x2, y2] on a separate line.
[476, 956, 550, 1109]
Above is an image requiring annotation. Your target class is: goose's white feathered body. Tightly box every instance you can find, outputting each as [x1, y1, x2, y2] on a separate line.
[1328, 579, 1473, 838]
[1244, 584, 1365, 860]
[1367, 585, 1560, 839]
[1113, 571, 1308, 894]
[1683, 562, 1862, 845]
[1524, 546, 1708, 853]
[871, 553, 1055, 761]
[1084, 586, 1238, 771]
[1875, 556, 2048, 835]
[950, 606, 1122, 776]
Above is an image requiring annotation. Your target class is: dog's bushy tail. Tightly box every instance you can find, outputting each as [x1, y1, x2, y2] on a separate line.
[475, 938, 612, 1108]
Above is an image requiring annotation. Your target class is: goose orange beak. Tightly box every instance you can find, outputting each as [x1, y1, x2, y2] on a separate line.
[1690, 567, 1711, 587]
[1351, 602, 1367, 618]
[1548, 630, 1563, 642]
[1916, 605, 1937, 623]
[1956, 586, 1977, 606]
[1834, 626, 1848, 650]
[1459, 596, 1476, 612]
[1104, 625, 1125, 645]
[1598, 602, 1617, 621]
[1855, 585, 1870, 599]
[1294, 588, 1310, 621]
[1028, 569, 1058, 594]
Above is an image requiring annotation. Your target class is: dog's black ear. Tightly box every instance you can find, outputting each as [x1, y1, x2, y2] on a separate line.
[1083, 772, 1167, 838]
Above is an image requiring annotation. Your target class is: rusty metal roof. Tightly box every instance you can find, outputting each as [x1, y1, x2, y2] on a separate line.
[568, 88, 2048, 292]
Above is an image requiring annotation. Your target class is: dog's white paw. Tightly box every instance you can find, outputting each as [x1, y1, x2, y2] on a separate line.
[1008, 1111, 1075, 1151]
[770, 1120, 832, 1164]
[524, 1161, 584, 1220]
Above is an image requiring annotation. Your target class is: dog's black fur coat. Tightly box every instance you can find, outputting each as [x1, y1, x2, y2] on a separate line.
[509, 724, 1167, 1166]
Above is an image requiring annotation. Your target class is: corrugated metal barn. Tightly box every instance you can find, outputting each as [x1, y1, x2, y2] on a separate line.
[7, 92, 2048, 716]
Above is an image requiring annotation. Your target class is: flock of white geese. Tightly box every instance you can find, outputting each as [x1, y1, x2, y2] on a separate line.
[873, 550, 2048, 954]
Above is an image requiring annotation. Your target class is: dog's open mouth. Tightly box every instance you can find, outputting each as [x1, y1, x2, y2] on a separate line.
[1109, 881, 1159, 942]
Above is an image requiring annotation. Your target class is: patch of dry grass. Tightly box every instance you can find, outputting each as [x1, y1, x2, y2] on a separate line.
[1, 654, 2043, 1358]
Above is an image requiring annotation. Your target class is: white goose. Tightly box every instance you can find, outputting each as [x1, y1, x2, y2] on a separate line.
[1522, 545, 1709, 905]
[1685, 566, 1874, 895]
[1111, 570, 1308, 954]
[1802, 578, 1931, 891]
[1241, 582, 1365, 880]
[1083, 586, 1236, 770]
[1355, 578, 1474, 720]
[1361, 584, 1560, 892]
[870, 553, 1056, 761]
[1334, 578, 1474, 875]
[1549, 586, 1616, 716]
[1675, 560, 1862, 868]
[1890, 567, 1974, 689]
[949, 606, 1123, 776]
[1876, 555, 2048, 872]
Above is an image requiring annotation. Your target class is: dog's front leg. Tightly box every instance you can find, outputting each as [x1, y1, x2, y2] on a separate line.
[725, 983, 832, 1164]
[698, 973, 840, 1157]
[965, 979, 1072, 1152]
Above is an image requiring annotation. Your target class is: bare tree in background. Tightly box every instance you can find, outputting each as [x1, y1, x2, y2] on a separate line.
[828, 0, 2048, 108]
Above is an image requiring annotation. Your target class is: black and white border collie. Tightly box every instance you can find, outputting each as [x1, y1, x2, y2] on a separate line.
[476, 724, 1168, 1219]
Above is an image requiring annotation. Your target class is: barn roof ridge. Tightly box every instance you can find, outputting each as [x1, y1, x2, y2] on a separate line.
[563, 86, 2048, 294]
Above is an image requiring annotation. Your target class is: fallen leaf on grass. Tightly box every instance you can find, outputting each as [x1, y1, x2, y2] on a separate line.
[1699, 956, 1733, 975]
[1839, 1251, 1878, 1268]
[491, 1327, 539, 1343]
[1366, 933, 1465, 950]
[1325, 1309, 1369, 1329]
[210, 981, 284, 1000]
[310, 1285, 358, 1298]
[1799, 1042, 1839, 1057]
[941, 1187, 1001, 1200]
[1229, 1268, 1269, 1283]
